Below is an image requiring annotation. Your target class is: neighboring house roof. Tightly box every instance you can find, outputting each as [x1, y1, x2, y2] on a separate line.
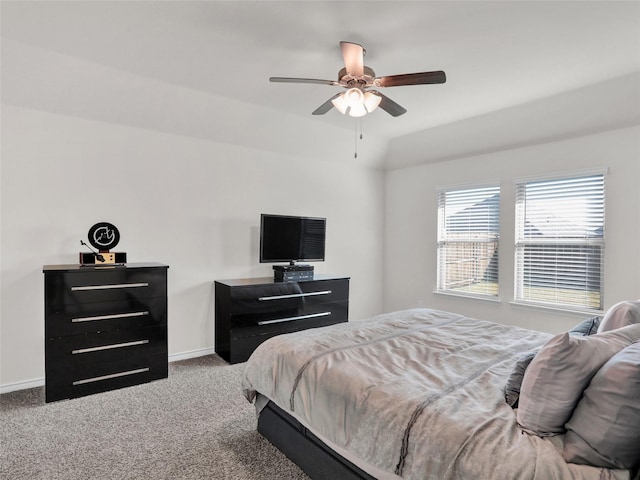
[445, 193, 499, 234]
[447, 193, 603, 238]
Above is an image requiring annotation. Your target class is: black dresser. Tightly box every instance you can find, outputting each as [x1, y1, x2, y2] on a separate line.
[214, 275, 349, 364]
[43, 263, 169, 402]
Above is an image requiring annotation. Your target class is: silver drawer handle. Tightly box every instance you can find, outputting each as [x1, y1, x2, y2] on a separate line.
[257, 311, 331, 326]
[72, 311, 149, 323]
[258, 290, 331, 301]
[72, 340, 149, 355]
[71, 282, 149, 291]
[72, 368, 150, 386]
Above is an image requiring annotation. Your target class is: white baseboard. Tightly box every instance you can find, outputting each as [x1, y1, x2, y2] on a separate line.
[168, 347, 217, 363]
[0, 377, 45, 394]
[0, 347, 218, 395]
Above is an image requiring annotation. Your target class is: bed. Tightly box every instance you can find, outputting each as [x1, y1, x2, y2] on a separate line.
[241, 308, 640, 480]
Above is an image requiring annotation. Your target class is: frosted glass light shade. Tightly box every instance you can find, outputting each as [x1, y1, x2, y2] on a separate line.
[331, 94, 349, 114]
[344, 88, 364, 107]
[363, 92, 381, 113]
[348, 103, 367, 117]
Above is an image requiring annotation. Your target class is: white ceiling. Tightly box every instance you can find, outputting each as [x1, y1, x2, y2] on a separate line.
[2, 0, 640, 164]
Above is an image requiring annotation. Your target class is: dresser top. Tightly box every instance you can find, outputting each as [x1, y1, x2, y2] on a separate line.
[215, 274, 349, 287]
[43, 262, 168, 272]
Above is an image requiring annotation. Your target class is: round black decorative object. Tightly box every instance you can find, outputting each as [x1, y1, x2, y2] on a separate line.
[88, 222, 120, 251]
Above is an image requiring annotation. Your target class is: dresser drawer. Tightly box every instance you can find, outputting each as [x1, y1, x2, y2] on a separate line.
[45, 266, 167, 307]
[231, 302, 348, 339]
[46, 324, 167, 371]
[46, 296, 167, 337]
[228, 312, 347, 364]
[45, 351, 168, 402]
[228, 279, 347, 316]
[230, 299, 348, 330]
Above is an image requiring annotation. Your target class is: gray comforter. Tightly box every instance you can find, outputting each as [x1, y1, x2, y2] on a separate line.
[242, 308, 631, 480]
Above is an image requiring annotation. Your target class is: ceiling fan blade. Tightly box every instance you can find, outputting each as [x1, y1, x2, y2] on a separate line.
[312, 93, 342, 115]
[376, 71, 446, 87]
[270, 77, 336, 85]
[369, 91, 407, 117]
[340, 41, 364, 77]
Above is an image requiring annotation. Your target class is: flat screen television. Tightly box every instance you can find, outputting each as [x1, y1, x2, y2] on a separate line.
[260, 214, 326, 264]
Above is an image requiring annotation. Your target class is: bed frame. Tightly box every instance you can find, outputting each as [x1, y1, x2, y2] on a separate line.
[257, 400, 376, 480]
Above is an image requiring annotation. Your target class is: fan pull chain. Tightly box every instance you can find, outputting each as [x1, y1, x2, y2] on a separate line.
[354, 120, 358, 158]
[354, 118, 364, 158]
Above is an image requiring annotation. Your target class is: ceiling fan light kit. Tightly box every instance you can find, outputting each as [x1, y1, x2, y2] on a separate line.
[331, 88, 382, 117]
[270, 41, 446, 118]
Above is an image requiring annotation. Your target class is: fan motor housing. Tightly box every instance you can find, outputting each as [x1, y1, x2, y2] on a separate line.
[338, 66, 376, 87]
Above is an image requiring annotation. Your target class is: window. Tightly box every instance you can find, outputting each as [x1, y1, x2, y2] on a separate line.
[437, 185, 500, 298]
[514, 173, 605, 311]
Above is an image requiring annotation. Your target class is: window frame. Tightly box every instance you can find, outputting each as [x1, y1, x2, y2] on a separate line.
[436, 183, 501, 300]
[513, 170, 606, 314]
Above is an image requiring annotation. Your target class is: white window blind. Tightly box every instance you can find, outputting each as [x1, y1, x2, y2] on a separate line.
[514, 173, 605, 311]
[437, 185, 500, 298]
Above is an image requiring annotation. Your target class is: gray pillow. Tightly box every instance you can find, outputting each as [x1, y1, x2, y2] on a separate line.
[568, 316, 601, 336]
[505, 351, 537, 408]
[563, 341, 640, 469]
[598, 300, 640, 333]
[517, 323, 640, 436]
[504, 317, 600, 409]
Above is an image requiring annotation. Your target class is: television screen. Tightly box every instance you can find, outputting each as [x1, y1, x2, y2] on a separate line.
[260, 214, 326, 264]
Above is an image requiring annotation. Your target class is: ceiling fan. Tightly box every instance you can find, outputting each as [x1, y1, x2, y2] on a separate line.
[270, 41, 446, 118]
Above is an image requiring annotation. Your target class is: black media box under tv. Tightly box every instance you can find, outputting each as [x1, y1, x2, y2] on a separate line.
[273, 264, 314, 282]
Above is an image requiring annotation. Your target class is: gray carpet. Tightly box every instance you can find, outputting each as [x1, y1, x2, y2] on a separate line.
[0, 355, 310, 479]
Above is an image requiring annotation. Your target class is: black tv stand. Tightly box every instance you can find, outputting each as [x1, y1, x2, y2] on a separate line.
[214, 274, 349, 363]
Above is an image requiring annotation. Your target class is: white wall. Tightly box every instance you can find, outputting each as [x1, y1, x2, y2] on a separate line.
[384, 126, 640, 334]
[0, 43, 386, 390]
[2, 38, 638, 391]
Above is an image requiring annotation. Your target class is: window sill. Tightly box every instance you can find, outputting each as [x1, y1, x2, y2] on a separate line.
[510, 301, 603, 318]
[433, 290, 502, 304]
